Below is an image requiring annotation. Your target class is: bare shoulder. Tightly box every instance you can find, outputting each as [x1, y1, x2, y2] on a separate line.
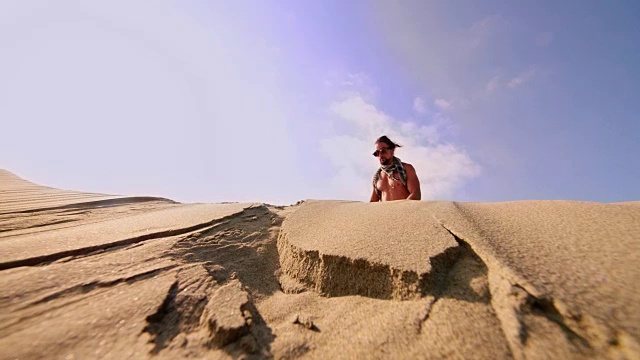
[402, 162, 416, 174]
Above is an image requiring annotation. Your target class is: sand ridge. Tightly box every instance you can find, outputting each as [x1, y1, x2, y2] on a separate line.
[1, 170, 638, 359]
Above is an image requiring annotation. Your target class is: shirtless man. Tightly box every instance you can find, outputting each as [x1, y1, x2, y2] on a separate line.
[370, 135, 421, 202]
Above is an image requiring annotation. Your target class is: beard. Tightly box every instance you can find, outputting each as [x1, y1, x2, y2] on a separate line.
[380, 157, 392, 165]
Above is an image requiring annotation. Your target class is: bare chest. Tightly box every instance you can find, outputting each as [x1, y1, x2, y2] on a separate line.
[376, 171, 407, 192]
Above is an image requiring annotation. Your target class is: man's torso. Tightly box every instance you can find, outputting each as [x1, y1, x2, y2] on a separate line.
[375, 166, 410, 201]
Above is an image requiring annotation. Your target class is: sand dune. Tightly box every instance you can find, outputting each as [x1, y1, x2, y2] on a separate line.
[0, 169, 638, 359]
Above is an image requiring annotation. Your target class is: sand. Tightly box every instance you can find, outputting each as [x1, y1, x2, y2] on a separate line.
[0, 169, 638, 359]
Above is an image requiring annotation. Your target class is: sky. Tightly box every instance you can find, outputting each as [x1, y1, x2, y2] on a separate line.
[1, 0, 639, 205]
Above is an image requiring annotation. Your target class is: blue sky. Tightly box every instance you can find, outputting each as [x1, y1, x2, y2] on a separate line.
[1, 1, 638, 204]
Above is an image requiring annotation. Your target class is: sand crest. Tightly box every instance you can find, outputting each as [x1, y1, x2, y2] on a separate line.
[0, 169, 638, 359]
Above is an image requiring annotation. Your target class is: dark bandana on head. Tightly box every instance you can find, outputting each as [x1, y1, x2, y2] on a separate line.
[372, 156, 407, 200]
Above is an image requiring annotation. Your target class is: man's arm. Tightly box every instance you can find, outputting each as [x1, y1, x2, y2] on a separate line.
[370, 186, 380, 202]
[404, 164, 421, 200]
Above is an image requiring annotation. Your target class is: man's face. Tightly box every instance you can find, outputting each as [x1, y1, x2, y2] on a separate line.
[374, 142, 394, 165]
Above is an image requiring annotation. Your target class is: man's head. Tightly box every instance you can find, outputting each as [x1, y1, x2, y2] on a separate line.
[373, 135, 401, 166]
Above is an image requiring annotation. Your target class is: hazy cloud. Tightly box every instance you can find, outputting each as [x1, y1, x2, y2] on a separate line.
[486, 68, 538, 92]
[507, 68, 537, 88]
[486, 75, 503, 92]
[324, 70, 377, 100]
[536, 32, 554, 47]
[434, 98, 452, 110]
[0, 1, 301, 205]
[342, 72, 370, 87]
[413, 96, 427, 114]
[468, 15, 509, 48]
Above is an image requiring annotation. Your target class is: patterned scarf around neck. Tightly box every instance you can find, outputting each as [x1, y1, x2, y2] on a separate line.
[380, 156, 407, 186]
[372, 157, 407, 201]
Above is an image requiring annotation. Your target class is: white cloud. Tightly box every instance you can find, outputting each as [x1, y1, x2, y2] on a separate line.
[321, 93, 480, 201]
[413, 96, 427, 114]
[536, 32, 554, 47]
[325, 70, 377, 100]
[330, 95, 391, 135]
[434, 98, 452, 110]
[342, 72, 370, 87]
[486, 68, 538, 92]
[468, 15, 509, 48]
[507, 68, 537, 88]
[415, 96, 451, 113]
[486, 75, 503, 92]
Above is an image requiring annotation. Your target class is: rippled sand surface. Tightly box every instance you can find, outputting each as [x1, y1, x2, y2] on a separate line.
[1, 169, 638, 359]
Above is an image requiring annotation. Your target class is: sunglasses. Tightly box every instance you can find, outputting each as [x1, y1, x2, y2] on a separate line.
[372, 148, 391, 157]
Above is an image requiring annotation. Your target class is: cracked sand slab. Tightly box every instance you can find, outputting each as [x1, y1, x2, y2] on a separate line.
[278, 200, 460, 299]
[436, 201, 640, 358]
